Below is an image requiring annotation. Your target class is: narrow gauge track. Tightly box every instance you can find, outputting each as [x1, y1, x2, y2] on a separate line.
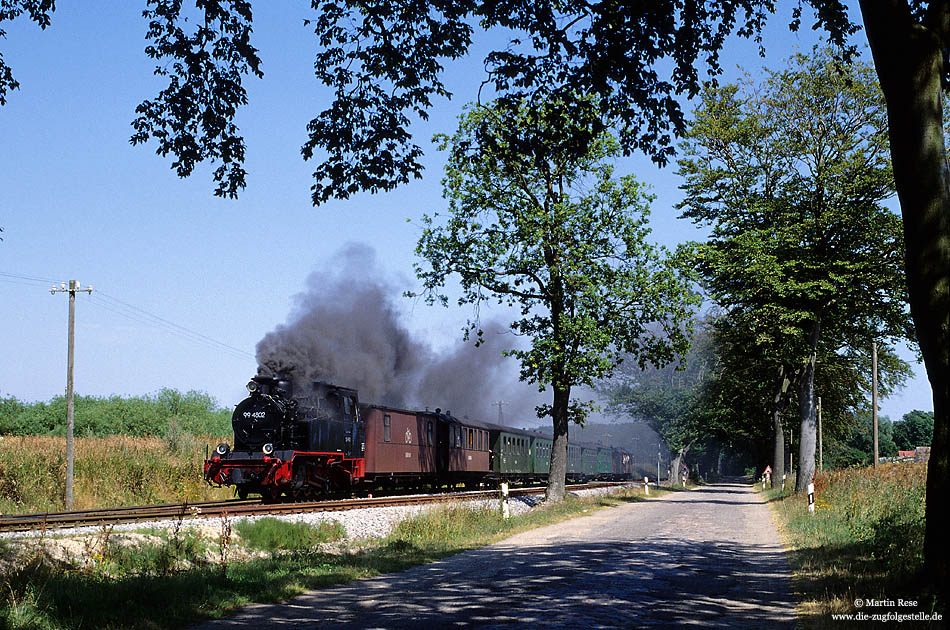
[0, 482, 631, 533]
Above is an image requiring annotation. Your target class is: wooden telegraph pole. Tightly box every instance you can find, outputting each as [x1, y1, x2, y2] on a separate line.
[818, 396, 823, 473]
[51, 280, 93, 509]
[872, 341, 879, 469]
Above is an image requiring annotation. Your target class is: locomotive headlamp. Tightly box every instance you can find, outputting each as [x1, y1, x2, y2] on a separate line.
[215, 443, 230, 456]
[262, 443, 275, 456]
[247, 381, 258, 393]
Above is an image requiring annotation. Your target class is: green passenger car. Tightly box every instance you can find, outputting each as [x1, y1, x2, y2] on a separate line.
[582, 446, 599, 477]
[566, 444, 583, 477]
[597, 447, 613, 477]
[491, 430, 531, 475]
[530, 435, 552, 475]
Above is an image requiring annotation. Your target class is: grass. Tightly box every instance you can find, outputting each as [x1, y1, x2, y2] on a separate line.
[0, 485, 661, 629]
[762, 463, 942, 627]
[234, 518, 346, 551]
[0, 436, 233, 513]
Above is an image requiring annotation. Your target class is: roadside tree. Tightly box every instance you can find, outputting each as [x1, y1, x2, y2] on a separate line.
[411, 99, 696, 501]
[677, 49, 913, 493]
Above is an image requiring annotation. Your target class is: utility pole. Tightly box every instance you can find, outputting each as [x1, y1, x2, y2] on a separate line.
[817, 396, 823, 473]
[872, 341, 879, 468]
[789, 425, 794, 479]
[493, 400, 509, 425]
[51, 280, 93, 509]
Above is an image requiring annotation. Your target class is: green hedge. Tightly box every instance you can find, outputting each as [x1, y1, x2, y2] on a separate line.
[0, 389, 232, 437]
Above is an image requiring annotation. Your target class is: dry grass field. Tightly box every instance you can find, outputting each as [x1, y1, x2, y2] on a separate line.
[0, 435, 233, 513]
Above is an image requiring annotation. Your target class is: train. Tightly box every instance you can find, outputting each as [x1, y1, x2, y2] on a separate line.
[203, 374, 634, 500]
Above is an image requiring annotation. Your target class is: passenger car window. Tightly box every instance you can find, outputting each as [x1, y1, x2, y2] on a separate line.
[383, 415, 391, 442]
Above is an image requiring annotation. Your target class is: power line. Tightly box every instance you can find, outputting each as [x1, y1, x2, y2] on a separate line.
[90, 291, 255, 361]
[2, 269, 256, 362]
[50, 280, 92, 510]
[0, 271, 60, 285]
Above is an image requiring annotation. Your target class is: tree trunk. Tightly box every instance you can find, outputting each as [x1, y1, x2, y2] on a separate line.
[796, 316, 821, 493]
[545, 385, 570, 502]
[859, 1, 950, 587]
[669, 442, 693, 487]
[772, 365, 791, 487]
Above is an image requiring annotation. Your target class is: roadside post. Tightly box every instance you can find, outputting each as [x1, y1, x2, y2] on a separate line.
[644, 476, 649, 495]
[807, 483, 815, 515]
[500, 481, 510, 519]
[782, 473, 786, 492]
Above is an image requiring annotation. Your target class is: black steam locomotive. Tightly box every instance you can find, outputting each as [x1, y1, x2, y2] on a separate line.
[205, 375, 365, 500]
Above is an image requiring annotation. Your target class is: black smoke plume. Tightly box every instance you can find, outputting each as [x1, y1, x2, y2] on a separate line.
[256, 243, 544, 423]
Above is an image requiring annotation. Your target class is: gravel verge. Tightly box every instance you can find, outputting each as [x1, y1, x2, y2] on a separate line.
[2, 484, 634, 542]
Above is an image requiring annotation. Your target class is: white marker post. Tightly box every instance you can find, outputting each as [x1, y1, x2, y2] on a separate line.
[782, 474, 787, 492]
[500, 481, 510, 520]
[644, 476, 649, 495]
[807, 483, 815, 515]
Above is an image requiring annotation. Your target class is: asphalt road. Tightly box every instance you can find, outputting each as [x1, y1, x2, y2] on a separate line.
[192, 480, 796, 629]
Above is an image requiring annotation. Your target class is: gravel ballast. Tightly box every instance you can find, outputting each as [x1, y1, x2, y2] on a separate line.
[2, 485, 635, 542]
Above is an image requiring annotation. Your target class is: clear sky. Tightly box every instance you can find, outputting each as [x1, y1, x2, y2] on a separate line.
[0, 2, 934, 425]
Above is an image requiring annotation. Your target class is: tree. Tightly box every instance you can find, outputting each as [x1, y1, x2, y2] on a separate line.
[826, 413, 899, 468]
[601, 317, 717, 485]
[411, 98, 697, 501]
[677, 48, 914, 494]
[893, 410, 935, 450]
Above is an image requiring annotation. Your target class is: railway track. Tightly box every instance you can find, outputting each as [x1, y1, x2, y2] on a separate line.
[0, 482, 632, 533]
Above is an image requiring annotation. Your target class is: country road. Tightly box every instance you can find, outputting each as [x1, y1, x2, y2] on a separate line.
[192, 480, 796, 629]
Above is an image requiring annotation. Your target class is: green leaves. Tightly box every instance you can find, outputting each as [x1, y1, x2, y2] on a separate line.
[678, 47, 911, 364]
[130, 0, 263, 198]
[304, 1, 842, 203]
[414, 97, 697, 424]
[674, 46, 914, 455]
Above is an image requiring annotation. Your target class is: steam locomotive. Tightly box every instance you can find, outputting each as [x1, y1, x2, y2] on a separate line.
[204, 374, 633, 500]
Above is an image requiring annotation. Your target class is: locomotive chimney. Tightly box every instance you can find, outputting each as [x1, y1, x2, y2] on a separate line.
[276, 377, 293, 399]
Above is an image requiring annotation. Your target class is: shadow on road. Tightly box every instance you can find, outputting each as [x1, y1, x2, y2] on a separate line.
[199, 534, 794, 629]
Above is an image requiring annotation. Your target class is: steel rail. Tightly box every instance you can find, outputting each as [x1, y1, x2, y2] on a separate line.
[0, 482, 631, 533]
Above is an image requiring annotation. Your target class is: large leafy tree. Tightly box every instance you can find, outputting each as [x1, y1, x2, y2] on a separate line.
[894, 409, 935, 450]
[677, 48, 913, 493]
[411, 99, 696, 501]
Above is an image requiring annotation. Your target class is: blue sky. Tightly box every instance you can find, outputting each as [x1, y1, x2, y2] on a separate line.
[0, 2, 934, 425]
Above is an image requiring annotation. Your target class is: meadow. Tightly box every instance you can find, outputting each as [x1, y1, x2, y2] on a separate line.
[763, 462, 940, 626]
[0, 435, 232, 514]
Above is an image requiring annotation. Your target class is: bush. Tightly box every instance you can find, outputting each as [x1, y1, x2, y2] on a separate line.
[0, 389, 232, 438]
